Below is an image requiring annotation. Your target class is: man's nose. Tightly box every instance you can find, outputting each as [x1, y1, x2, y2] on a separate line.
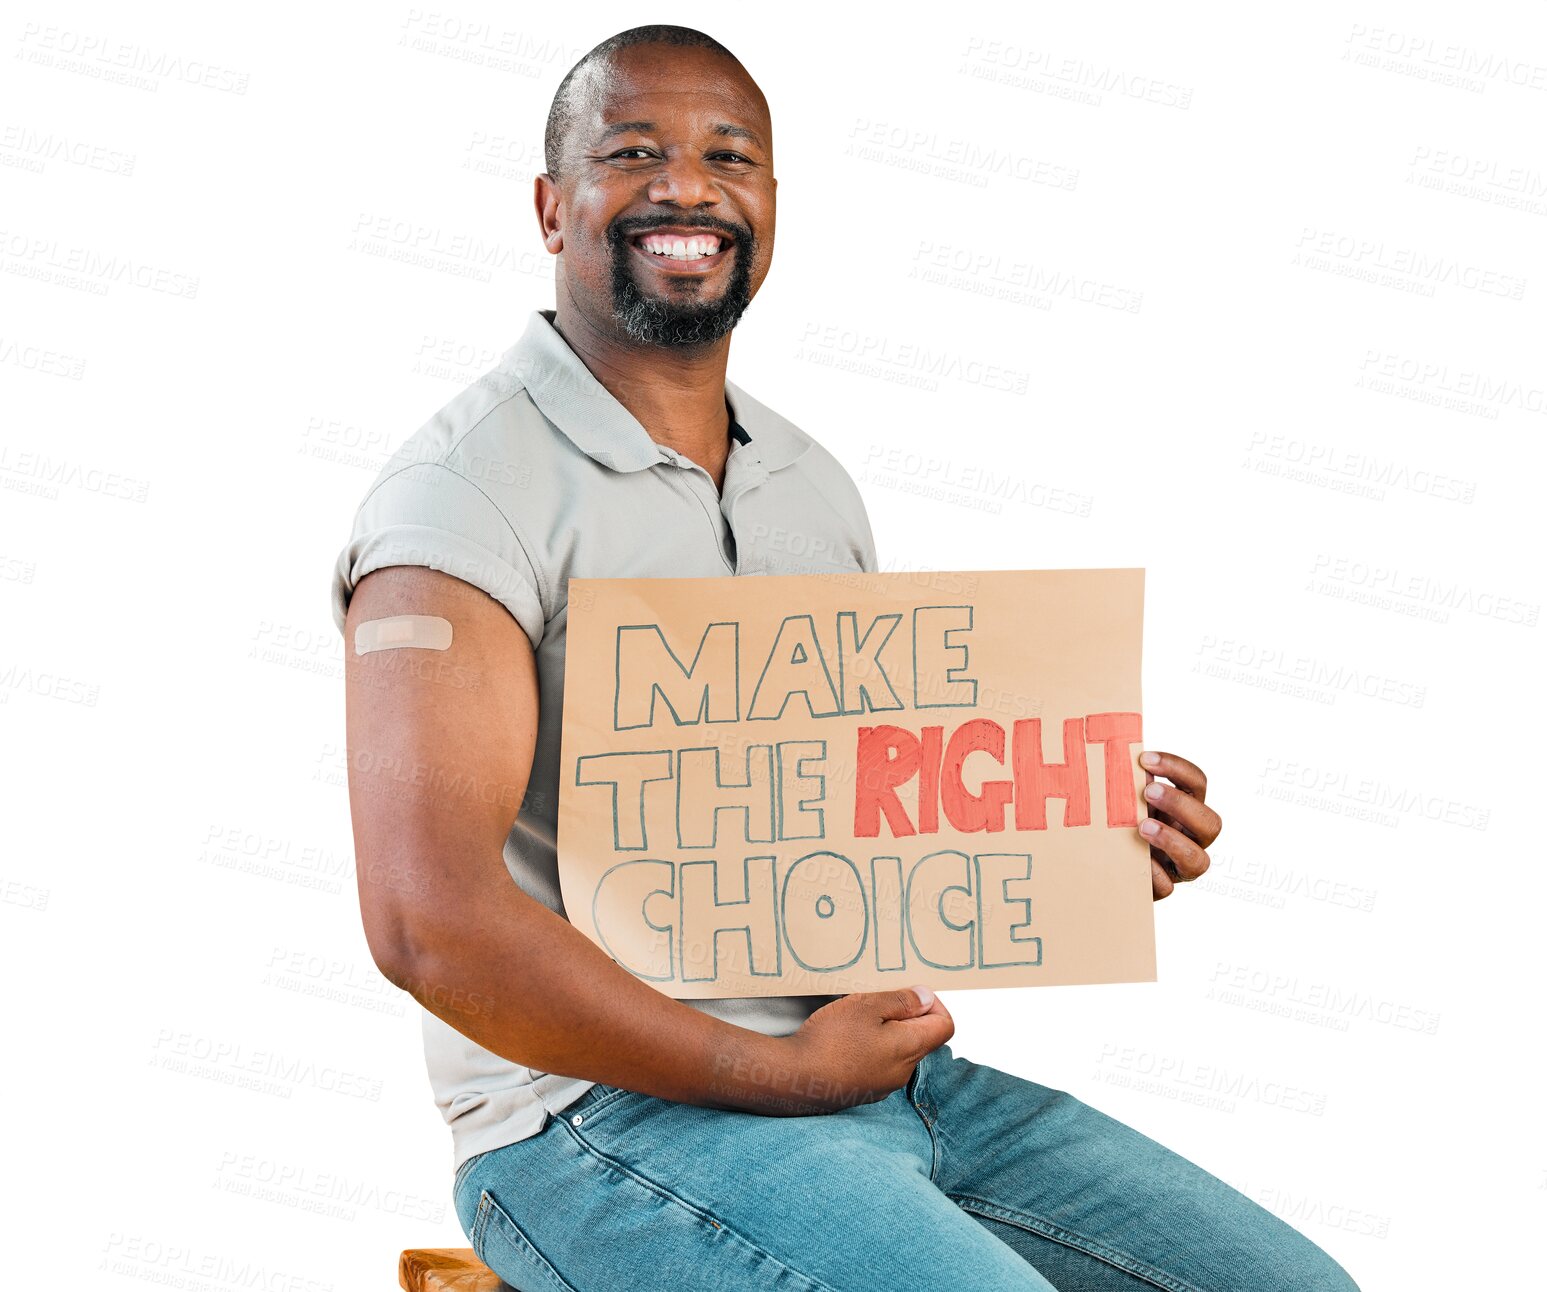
[646, 154, 722, 206]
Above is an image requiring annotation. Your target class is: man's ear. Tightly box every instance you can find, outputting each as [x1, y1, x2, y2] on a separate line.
[534, 173, 562, 253]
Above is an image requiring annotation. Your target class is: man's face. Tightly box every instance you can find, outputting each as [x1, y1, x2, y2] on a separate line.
[543, 45, 776, 348]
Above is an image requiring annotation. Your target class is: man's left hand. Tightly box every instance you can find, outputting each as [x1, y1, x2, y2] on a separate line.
[1137, 750, 1221, 901]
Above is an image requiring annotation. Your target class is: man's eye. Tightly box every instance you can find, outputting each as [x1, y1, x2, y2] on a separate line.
[611, 148, 655, 159]
[712, 152, 752, 164]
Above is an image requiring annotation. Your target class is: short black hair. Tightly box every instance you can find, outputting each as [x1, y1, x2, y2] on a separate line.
[544, 25, 744, 179]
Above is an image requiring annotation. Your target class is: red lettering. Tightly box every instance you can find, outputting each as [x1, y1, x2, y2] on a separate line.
[1010, 717, 1092, 830]
[918, 725, 942, 834]
[853, 713, 1142, 837]
[941, 719, 1014, 832]
[854, 725, 919, 838]
[1084, 712, 1144, 827]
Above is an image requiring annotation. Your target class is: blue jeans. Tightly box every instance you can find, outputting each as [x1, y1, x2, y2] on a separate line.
[453, 1043, 1360, 1291]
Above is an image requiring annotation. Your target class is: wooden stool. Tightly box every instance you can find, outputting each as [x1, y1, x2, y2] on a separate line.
[398, 1248, 516, 1291]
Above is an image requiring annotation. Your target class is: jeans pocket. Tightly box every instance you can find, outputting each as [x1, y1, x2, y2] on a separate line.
[471, 1188, 580, 1292]
[565, 1083, 644, 1130]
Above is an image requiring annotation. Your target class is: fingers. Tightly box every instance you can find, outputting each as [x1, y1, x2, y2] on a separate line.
[895, 1005, 955, 1053]
[880, 985, 954, 1049]
[1139, 752, 1220, 903]
[1140, 749, 1208, 803]
[1138, 815, 1211, 882]
[1142, 777, 1221, 847]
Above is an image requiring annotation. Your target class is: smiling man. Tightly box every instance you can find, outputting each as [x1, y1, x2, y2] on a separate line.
[331, 24, 1359, 1292]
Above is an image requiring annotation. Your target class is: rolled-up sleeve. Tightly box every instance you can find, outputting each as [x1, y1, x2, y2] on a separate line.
[330, 461, 547, 651]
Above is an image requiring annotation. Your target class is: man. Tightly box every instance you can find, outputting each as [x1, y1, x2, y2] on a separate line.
[331, 25, 1359, 1292]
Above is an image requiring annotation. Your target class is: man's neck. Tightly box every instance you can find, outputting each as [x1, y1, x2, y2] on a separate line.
[551, 302, 735, 490]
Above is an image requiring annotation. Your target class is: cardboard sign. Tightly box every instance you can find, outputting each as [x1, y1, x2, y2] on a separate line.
[557, 568, 1154, 998]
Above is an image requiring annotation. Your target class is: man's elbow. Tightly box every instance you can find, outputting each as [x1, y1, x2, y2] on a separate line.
[358, 891, 426, 994]
[362, 900, 473, 1007]
[363, 921, 418, 994]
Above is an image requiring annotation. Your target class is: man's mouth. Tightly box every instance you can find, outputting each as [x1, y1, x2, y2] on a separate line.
[627, 228, 736, 274]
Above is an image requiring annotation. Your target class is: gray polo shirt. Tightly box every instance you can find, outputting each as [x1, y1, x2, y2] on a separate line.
[330, 308, 879, 1174]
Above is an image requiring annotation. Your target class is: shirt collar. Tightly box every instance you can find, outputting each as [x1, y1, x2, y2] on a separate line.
[504, 309, 811, 475]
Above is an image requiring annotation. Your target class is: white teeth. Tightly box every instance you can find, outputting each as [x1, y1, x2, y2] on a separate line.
[639, 233, 722, 259]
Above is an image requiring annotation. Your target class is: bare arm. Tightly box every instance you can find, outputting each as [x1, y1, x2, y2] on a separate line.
[343, 564, 951, 1114]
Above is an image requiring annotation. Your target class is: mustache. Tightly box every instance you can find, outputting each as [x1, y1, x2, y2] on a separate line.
[608, 214, 751, 244]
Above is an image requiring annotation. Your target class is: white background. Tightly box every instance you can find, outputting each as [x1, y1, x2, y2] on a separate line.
[3, 2, 1543, 1289]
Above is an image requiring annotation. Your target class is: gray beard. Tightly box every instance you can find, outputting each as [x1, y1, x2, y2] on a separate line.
[607, 232, 756, 347]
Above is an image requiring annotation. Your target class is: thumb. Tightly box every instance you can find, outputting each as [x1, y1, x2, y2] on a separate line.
[877, 984, 936, 1020]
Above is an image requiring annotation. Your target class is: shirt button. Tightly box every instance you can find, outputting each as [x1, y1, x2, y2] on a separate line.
[571, 1113, 583, 1125]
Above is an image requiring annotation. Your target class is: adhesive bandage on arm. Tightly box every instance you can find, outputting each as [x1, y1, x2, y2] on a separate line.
[353, 615, 454, 655]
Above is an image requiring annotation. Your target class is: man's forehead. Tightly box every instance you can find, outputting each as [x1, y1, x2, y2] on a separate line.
[574, 51, 769, 141]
